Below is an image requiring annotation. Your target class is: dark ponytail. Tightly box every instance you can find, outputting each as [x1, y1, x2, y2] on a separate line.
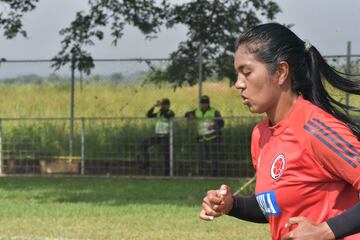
[236, 23, 360, 139]
[306, 46, 360, 138]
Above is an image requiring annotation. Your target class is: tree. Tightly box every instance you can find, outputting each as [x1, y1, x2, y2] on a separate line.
[51, 0, 168, 74]
[0, 0, 39, 39]
[0, 0, 281, 86]
[149, 0, 281, 87]
[0, 0, 167, 72]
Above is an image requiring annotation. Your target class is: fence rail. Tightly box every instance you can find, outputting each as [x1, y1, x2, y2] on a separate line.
[0, 116, 262, 177]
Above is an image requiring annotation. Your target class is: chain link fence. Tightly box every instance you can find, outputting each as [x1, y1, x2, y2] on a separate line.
[0, 116, 261, 177]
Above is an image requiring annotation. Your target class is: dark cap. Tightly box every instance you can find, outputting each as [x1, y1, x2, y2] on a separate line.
[200, 95, 210, 104]
[161, 98, 170, 105]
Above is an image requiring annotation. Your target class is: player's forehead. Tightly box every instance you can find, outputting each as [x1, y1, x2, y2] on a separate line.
[234, 46, 259, 71]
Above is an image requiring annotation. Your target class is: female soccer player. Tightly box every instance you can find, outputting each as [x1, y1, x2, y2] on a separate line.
[199, 23, 360, 240]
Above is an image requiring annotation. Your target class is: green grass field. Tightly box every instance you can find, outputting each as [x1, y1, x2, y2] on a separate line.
[0, 177, 270, 240]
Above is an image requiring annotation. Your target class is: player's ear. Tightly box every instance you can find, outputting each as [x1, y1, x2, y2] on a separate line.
[276, 61, 290, 86]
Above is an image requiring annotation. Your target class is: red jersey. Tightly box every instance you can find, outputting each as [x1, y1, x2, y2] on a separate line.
[251, 96, 360, 240]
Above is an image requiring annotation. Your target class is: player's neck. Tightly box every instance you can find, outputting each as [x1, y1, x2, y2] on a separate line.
[267, 92, 299, 126]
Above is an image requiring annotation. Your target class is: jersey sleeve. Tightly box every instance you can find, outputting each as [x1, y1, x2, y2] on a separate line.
[304, 116, 360, 190]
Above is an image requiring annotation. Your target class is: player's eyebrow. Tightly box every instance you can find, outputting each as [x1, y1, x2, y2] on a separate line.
[235, 64, 248, 73]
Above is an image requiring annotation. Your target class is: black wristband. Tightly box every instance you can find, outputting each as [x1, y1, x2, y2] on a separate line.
[326, 202, 360, 239]
[227, 195, 268, 223]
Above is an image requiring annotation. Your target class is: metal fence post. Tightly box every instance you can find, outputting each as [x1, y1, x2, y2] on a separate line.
[81, 117, 85, 175]
[69, 56, 76, 162]
[0, 119, 3, 175]
[169, 120, 174, 177]
[198, 43, 203, 103]
[345, 41, 351, 114]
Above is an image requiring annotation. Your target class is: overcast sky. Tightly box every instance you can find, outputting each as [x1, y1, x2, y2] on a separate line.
[1, 0, 360, 76]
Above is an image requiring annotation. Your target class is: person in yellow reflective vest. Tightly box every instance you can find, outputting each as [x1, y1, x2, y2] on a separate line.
[185, 95, 224, 176]
[140, 98, 175, 176]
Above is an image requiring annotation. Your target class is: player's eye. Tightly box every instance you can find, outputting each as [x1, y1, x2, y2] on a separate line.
[243, 72, 251, 77]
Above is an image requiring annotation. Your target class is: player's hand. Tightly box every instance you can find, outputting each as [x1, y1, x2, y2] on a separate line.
[199, 185, 233, 221]
[282, 217, 335, 240]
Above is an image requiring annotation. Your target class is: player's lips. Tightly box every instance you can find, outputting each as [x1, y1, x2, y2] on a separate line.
[241, 94, 250, 105]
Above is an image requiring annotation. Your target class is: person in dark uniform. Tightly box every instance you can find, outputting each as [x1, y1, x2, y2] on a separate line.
[185, 95, 224, 176]
[140, 98, 175, 176]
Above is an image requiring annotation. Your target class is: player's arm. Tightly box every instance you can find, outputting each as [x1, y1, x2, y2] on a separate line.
[223, 124, 267, 223]
[285, 117, 360, 239]
[200, 185, 267, 223]
[304, 117, 360, 189]
[326, 202, 360, 239]
[200, 126, 266, 222]
[227, 195, 268, 223]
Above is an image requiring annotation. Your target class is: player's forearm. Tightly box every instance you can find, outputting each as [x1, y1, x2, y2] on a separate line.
[326, 201, 360, 239]
[227, 195, 268, 223]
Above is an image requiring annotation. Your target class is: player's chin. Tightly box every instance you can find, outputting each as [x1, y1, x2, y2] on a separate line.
[247, 105, 261, 114]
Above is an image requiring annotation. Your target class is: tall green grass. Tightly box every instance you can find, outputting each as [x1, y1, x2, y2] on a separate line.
[0, 82, 252, 117]
[0, 81, 357, 117]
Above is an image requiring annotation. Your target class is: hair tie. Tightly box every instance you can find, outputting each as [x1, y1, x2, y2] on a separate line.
[304, 39, 312, 52]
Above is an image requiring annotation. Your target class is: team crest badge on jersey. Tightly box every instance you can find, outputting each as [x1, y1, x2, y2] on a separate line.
[270, 154, 286, 180]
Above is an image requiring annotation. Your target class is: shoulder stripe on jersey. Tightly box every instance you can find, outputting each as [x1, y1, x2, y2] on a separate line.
[308, 120, 360, 163]
[313, 118, 360, 156]
[304, 125, 357, 168]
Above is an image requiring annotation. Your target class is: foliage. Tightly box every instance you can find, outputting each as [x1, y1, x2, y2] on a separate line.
[148, 0, 281, 87]
[0, 0, 281, 86]
[51, 0, 168, 74]
[0, 0, 39, 39]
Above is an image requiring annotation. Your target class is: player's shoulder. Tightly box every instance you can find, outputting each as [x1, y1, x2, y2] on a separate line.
[299, 100, 357, 153]
[303, 112, 355, 145]
[300, 100, 351, 135]
[290, 98, 338, 132]
[293, 97, 323, 123]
